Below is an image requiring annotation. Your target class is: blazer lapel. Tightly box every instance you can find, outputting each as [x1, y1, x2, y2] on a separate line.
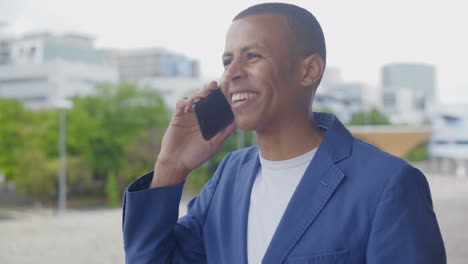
[262, 113, 352, 264]
[232, 153, 260, 264]
[262, 155, 345, 264]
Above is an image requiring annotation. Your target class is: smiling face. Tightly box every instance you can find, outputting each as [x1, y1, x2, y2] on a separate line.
[220, 13, 308, 133]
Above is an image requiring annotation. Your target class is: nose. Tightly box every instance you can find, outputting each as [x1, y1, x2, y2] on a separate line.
[224, 58, 246, 82]
[221, 58, 246, 95]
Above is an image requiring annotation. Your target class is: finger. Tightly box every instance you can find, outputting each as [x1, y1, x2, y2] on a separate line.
[187, 81, 219, 113]
[184, 97, 196, 113]
[195, 81, 218, 98]
[175, 98, 186, 114]
[175, 97, 191, 115]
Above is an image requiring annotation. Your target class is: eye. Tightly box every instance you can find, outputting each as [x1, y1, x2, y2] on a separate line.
[247, 53, 261, 60]
[223, 59, 232, 67]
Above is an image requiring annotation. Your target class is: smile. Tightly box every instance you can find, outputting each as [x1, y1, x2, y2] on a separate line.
[231, 92, 259, 103]
[230, 91, 259, 110]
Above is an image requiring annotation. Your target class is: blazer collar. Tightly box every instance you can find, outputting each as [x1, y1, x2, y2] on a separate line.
[262, 112, 353, 263]
[233, 113, 353, 263]
[233, 112, 354, 264]
[233, 154, 260, 263]
[312, 112, 354, 164]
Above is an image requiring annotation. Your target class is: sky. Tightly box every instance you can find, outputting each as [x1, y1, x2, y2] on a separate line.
[1, 0, 467, 103]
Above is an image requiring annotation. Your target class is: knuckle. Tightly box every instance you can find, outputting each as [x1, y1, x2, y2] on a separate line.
[176, 99, 187, 108]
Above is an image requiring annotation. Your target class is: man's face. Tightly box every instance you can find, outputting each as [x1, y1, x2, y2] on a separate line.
[221, 13, 303, 132]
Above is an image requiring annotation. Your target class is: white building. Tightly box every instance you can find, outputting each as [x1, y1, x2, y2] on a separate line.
[381, 63, 435, 124]
[383, 87, 427, 125]
[428, 104, 468, 177]
[0, 22, 13, 65]
[315, 67, 379, 123]
[113, 48, 202, 108]
[0, 60, 117, 109]
[115, 48, 199, 81]
[0, 31, 118, 109]
[320, 67, 342, 90]
[382, 63, 436, 105]
[137, 77, 206, 109]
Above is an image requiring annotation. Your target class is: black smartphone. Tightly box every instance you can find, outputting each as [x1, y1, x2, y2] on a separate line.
[193, 87, 234, 141]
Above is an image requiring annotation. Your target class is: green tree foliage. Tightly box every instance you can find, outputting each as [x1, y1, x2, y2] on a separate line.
[0, 98, 26, 180]
[66, 82, 170, 194]
[14, 149, 57, 200]
[2, 83, 171, 204]
[62, 156, 94, 196]
[118, 127, 164, 187]
[0, 98, 73, 200]
[187, 164, 211, 191]
[314, 107, 334, 113]
[105, 172, 120, 208]
[187, 129, 257, 191]
[348, 107, 391, 126]
[3, 81, 262, 199]
[405, 141, 428, 161]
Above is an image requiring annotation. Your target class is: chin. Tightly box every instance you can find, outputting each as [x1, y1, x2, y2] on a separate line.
[234, 116, 260, 131]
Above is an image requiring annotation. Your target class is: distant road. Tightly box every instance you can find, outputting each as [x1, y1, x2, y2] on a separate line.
[426, 174, 468, 264]
[0, 173, 466, 264]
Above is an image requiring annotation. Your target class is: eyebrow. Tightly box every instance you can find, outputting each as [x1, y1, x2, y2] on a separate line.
[222, 43, 266, 58]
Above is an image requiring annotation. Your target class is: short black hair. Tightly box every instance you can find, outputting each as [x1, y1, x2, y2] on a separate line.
[233, 3, 326, 65]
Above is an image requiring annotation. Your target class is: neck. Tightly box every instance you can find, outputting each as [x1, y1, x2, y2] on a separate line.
[256, 114, 324, 161]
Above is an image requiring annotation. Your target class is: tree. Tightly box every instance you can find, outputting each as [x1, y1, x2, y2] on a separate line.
[348, 107, 391, 125]
[118, 127, 164, 187]
[2, 83, 171, 202]
[66, 82, 170, 195]
[405, 141, 428, 162]
[0, 98, 26, 180]
[14, 149, 57, 200]
[105, 172, 120, 208]
[314, 107, 334, 113]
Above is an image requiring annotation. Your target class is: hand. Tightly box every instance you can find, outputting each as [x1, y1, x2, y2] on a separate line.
[151, 81, 237, 187]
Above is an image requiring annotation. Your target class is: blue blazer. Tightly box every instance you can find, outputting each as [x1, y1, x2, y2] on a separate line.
[122, 113, 446, 263]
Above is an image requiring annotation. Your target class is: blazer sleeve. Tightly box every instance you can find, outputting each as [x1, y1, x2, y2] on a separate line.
[122, 153, 232, 264]
[366, 164, 446, 263]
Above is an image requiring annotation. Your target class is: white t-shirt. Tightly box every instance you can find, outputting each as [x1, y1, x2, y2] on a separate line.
[247, 148, 317, 264]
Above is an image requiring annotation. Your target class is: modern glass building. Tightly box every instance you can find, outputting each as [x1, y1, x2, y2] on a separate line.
[381, 63, 436, 110]
[116, 48, 199, 81]
[0, 31, 118, 109]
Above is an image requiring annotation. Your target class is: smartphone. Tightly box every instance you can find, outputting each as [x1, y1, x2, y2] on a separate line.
[193, 87, 234, 141]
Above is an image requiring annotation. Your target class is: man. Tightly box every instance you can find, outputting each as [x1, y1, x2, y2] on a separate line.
[123, 3, 445, 263]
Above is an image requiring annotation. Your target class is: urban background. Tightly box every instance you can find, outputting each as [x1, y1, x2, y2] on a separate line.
[0, 0, 467, 263]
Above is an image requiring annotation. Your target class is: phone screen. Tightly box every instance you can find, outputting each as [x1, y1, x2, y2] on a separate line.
[193, 87, 234, 140]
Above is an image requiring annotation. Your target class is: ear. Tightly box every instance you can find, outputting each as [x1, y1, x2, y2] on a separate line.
[299, 54, 325, 87]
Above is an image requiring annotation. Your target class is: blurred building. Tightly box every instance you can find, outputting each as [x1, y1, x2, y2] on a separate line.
[381, 63, 436, 124]
[315, 67, 378, 123]
[429, 104, 468, 177]
[0, 22, 12, 65]
[137, 77, 204, 108]
[115, 48, 199, 81]
[114, 48, 201, 108]
[320, 67, 342, 88]
[0, 30, 118, 109]
[383, 87, 427, 124]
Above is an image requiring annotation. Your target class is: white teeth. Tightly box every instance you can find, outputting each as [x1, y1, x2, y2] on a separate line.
[231, 92, 257, 102]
